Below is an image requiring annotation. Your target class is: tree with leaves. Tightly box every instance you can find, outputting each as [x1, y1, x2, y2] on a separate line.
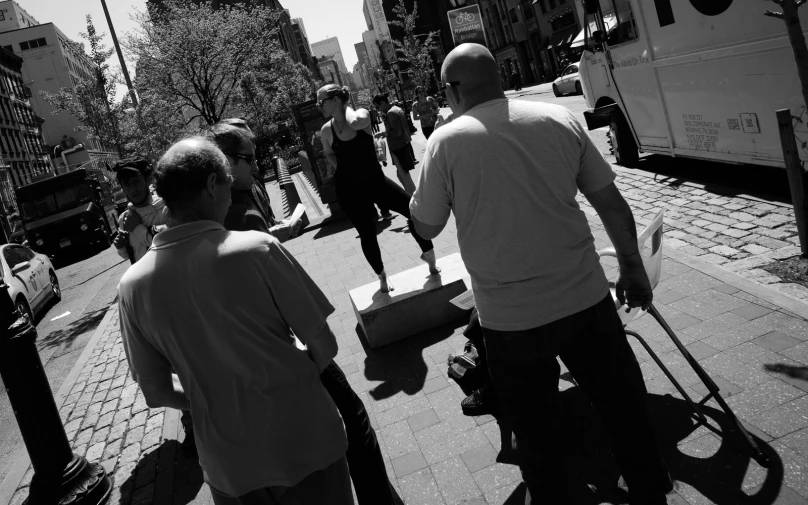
[126, 0, 282, 125]
[41, 15, 123, 156]
[389, 0, 440, 92]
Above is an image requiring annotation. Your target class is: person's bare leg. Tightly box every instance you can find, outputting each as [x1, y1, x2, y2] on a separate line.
[391, 153, 415, 195]
[421, 249, 441, 275]
[396, 167, 416, 195]
[378, 269, 394, 292]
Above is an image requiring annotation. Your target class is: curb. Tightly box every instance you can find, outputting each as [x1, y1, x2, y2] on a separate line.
[581, 207, 808, 321]
[0, 304, 118, 505]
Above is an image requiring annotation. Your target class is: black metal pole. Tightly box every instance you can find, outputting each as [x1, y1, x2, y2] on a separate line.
[100, 0, 138, 108]
[0, 284, 111, 504]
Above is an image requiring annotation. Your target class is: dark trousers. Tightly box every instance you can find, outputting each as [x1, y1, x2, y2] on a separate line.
[336, 175, 432, 274]
[464, 308, 495, 399]
[390, 144, 415, 173]
[482, 294, 670, 504]
[320, 362, 402, 505]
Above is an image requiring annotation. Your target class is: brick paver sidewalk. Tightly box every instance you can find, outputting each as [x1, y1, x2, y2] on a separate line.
[3, 193, 808, 504]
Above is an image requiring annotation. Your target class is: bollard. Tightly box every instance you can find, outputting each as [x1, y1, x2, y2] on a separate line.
[0, 284, 111, 504]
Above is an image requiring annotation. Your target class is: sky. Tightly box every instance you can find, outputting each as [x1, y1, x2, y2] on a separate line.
[17, 0, 368, 92]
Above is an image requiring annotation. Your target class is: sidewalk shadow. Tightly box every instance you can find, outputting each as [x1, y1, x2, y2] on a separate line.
[763, 363, 808, 382]
[496, 389, 783, 505]
[361, 320, 464, 401]
[312, 218, 355, 240]
[35, 307, 107, 351]
[118, 440, 204, 505]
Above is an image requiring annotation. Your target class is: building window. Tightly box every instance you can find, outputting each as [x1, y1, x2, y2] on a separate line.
[549, 0, 556, 9]
[36, 38, 46, 47]
[537, 0, 547, 14]
[19, 41, 28, 51]
[0, 11, 5, 21]
[2, 45, 10, 53]
[509, 8, 519, 23]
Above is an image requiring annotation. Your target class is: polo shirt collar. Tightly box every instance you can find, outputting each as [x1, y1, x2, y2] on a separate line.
[152, 220, 224, 249]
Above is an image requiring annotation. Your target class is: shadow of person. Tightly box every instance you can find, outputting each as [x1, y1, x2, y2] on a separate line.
[362, 320, 462, 401]
[497, 389, 784, 505]
[763, 363, 808, 383]
[118, 440, 204, 504]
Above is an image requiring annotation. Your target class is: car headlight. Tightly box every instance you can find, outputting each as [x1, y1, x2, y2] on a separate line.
[36, 239, 43, 246]
[80, 224, 89, 231]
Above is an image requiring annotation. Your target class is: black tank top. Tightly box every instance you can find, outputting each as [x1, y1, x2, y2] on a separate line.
[330, 121, 383, 183]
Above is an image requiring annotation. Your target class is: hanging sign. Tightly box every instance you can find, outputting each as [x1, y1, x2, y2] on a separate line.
[448, 4, 488, 47]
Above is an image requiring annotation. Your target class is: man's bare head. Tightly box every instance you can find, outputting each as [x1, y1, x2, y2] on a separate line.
[441, 43, 504, 114]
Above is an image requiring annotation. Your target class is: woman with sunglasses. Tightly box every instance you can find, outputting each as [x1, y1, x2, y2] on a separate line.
[317, 84, 440, 293]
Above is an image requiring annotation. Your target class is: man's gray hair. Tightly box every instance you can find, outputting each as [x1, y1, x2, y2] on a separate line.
[154, 137, 231, 208]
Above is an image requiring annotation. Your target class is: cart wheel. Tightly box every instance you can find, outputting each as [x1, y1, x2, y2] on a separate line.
[609, 111, 639, 168]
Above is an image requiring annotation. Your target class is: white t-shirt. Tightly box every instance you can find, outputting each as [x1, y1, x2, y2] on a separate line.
[118, 221, 347, 495]
[411, 98, 615, 331]
[115, 194, 170, 262]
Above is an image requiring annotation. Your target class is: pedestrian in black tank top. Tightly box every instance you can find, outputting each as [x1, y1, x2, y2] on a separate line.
[318, 84, 440, 293]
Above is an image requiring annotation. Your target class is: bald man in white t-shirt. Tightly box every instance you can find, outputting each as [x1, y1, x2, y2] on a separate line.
[410, 44, 671, 505]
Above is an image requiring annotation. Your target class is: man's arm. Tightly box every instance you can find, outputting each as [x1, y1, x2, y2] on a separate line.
[345, 106, 371, 131]
[119, 297, 189, 410]
[410, 145, 452, 240]
[585, 183, 652, 310]
[411, 217, 446, 241]
[140, 374, 190, 411]
[266, 241, 338, 373]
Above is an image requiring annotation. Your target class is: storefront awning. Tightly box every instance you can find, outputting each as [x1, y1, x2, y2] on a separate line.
[548, 27, 578, 49]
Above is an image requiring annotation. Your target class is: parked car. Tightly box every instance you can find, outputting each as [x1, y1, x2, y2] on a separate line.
[0, 243, 60, 323]
[553, 64, 582, 97]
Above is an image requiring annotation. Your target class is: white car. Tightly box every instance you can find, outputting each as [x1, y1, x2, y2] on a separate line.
[553, 64, 582, 97]
[0, 244, 60, 323]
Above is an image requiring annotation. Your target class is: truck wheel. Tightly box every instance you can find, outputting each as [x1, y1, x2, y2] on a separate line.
[609, 111, 639, 168]
[553, 84, 561, 97]
[575, 81, 583, 96]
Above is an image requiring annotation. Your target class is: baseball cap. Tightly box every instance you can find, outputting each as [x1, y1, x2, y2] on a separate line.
[110, 158, 151, 178]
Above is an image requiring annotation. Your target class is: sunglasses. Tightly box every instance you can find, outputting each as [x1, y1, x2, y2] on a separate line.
[224, 152, 255, 165]
[317, 96, 336, 108]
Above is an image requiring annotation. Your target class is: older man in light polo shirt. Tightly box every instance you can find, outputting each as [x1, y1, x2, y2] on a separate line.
[117, 137, 352, 505]
[410, 44, 671, 505]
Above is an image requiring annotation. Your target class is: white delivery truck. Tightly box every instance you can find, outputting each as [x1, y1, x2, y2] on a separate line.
[576, 0, 808, 168]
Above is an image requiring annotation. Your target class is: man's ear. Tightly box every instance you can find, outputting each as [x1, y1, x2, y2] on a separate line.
[205, 172, 218, 197]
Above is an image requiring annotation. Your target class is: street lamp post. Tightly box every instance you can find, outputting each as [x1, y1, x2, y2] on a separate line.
[0, 284, 112, 504]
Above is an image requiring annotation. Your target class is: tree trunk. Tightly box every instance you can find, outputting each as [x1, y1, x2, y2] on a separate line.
[782, 0, 808, 112]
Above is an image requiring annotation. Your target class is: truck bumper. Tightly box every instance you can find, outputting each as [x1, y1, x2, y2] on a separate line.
[583, 103, 619, 131]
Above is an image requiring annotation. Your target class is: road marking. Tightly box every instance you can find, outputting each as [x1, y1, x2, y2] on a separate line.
[51, 311, 71, 321]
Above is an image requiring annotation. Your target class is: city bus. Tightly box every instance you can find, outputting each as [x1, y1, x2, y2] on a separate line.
[577, 0, 807, 168]
[15, 169, 119, 256]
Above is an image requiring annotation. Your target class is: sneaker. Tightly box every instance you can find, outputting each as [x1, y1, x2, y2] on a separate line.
[461, 388, 497, 416]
